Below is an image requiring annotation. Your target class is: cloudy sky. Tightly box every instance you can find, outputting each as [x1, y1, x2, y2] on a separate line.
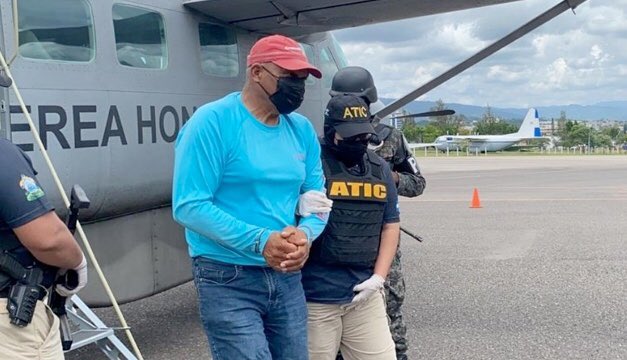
[333, 0, 626, 108]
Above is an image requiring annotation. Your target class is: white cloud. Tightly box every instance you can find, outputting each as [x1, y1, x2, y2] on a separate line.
[333, 0, 626, 107]
[586, 2, 627, 35]
[545, 58, 569, 89]
[531, 35, 549, 57]
[435, 22, 486, 53]
[487, 65, 524, 82]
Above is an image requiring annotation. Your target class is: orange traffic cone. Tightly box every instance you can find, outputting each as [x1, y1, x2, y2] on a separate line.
[470, 188, 482, 208]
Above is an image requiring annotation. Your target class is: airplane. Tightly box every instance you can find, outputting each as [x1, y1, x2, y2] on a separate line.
[0, 1, 588, 354]
[409, 108, 543, 152]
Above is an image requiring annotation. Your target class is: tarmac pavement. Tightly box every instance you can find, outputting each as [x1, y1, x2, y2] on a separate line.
[67, 155, 627, 360]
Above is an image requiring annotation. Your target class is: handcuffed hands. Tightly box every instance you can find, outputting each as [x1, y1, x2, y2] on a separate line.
[279, 226, 310, 272]
[263, 227, 310, 272]
[351, 274, 385, 304]
[297, 190, 333, 217]
[263, 232, 298, 271]
[55, 256, 88, 297]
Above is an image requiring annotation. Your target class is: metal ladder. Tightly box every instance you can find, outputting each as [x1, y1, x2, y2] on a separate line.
[65, 296, 138, 360]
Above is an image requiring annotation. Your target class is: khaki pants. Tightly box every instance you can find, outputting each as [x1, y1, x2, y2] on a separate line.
[0, 298, 64, 360]
[307, 291, 396, 360]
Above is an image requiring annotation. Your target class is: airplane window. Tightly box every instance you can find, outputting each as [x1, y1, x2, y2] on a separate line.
[298, 43, 316, 85]
[330, 35, 349, 68]
[112, 4, 167, 69]
[198, 23, 239, 77]
[320, 47, 339, 88]
[17, 0, 94, 62]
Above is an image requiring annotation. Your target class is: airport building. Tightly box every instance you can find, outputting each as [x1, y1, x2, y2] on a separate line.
[539, 119, 561, 136]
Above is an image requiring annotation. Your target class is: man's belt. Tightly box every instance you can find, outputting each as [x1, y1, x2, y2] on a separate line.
[0, 283, 46, 299]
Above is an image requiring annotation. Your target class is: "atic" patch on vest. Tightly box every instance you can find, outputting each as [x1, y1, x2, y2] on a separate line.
[327, 180, 387, 202]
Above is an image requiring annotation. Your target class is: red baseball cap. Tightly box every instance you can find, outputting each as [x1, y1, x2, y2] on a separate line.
[247, 35, 322, 79]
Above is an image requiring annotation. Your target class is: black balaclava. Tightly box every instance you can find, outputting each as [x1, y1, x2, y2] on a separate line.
[324, 126, 369, 168]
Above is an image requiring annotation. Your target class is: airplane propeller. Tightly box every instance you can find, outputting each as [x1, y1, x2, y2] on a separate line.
[391, 109, 455, 119]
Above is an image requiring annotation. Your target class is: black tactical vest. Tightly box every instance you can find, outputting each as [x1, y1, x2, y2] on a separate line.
[310, 146, 388, 268]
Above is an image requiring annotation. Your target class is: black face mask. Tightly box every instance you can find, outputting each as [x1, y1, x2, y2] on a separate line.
[270, 76, 306, 114]
[329, 135, 369, 167]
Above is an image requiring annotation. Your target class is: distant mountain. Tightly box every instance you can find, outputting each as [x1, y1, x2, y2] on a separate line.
[380, 99, 627, 121]
[594, 101, 627, 109]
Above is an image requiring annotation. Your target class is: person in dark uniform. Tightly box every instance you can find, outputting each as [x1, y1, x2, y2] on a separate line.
[330, 66, 426, 360]
[302, 95, 400, 360]
[0, 138, 87, 360]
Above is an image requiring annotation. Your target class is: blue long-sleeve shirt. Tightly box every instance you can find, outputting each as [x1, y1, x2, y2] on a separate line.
[172, 92, 328, 266]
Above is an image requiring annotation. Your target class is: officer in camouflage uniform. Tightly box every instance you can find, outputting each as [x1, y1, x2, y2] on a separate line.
[330, 66, 425, 360]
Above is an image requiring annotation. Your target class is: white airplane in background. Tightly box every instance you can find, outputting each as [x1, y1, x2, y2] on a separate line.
[410, 108, 543, 152]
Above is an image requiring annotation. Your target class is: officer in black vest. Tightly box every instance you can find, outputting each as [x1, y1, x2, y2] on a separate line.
[0, 138, 87, 359]
[330, 66, 424, 360]
[302, 95, 400, 360]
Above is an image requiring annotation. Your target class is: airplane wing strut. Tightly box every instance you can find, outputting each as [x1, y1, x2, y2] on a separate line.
[374, 0, 588, 119]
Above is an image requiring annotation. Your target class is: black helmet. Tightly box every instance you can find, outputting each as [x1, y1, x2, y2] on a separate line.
[329, 66, 378, 105]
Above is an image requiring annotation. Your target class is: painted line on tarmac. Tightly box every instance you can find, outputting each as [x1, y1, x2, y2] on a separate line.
[431, 184, 627, 193]
[401, 198, 627, 202]
[515, 187, 626, 192]
[430, 186, 627, 190]
[425, 168, 581, 180]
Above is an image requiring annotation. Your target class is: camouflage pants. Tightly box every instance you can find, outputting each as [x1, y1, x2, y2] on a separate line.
[385, 245, 407, 360]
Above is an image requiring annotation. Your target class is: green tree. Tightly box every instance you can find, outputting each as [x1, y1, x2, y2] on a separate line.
[429, 99, 464, 135]
[554, 113, 610, 148]
[594, 133, 612, 147]
[556, 111, 568, 137]
[560, 121, 596, 147]
[423, 123, 443, 143]
[400, 120, 424, 142]
[473, 106, 518, 134]
[602, 126, 623, 143]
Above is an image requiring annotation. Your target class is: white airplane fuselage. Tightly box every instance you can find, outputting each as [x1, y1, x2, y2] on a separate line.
[434, 135, 522, 152]
[432, 108, 542, 152]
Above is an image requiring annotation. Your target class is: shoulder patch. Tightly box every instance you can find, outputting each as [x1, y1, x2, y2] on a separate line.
[19, 175, 45, 201]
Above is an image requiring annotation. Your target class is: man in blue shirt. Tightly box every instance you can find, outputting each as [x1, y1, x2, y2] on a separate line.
[302, 95, 400, 360]
[172, 35, 329, 360]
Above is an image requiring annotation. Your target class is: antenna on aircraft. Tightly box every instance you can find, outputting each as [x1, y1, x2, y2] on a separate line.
[0, 70, 12, 88]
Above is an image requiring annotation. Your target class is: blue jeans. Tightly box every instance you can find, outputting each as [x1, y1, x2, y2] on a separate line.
[192, 257, 308, 360]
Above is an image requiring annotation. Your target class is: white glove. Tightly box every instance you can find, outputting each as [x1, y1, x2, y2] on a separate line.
[297, 190, 333, 217]
[55, 256, 88, 297]
[351, 274, 385, 304]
